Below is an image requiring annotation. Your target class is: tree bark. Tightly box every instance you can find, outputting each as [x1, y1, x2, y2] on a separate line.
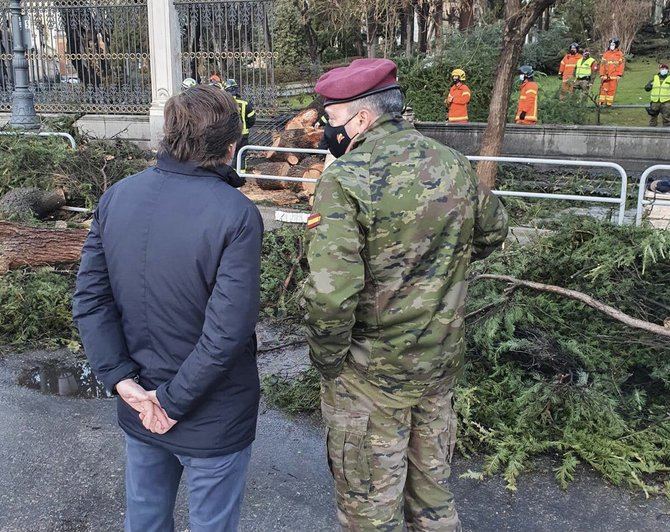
[418, 1, 430, 54]
[0, 221, 87, 274]
[251, 162, 292, 190]
[459, 0, 476, 30]
[476, 0, 558, 188]
[476, 274, 670, 338]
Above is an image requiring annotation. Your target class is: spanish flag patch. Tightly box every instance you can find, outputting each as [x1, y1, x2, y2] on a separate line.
[307, 213, 322, 229]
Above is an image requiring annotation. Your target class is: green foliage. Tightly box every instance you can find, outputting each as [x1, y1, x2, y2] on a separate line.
[262, 221, 670, 495]
[0, 268, 79, 350]
[0, 136, 151, 209]
[552, 0, 596, 50]
[521, 24, 572, 74]
[260, 225, 308, 319]
[397, 25, 502, 122]
[273, 0, 310, 69]
[262, 368, 320, 414]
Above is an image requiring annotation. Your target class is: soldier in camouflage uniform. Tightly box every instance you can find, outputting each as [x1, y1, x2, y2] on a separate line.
[303, 58, 509, 531]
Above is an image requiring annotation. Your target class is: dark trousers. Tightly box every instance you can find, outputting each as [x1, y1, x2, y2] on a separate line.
[124, 434, 252, 532]
[649, 102, 670, 127]
[235, 135, 250, 171]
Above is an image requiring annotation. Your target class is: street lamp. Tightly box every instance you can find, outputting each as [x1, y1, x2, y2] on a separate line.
[9, 0, 39, 130]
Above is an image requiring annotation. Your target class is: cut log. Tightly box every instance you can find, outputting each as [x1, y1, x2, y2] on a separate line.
[0, 221, 87, 274]
[285, 108, 319, 130]
[251, 162, 292, 190]
[286, 154, 300, 166]
[301, 162, 324, 195]
[266, 127, 324, 161]
[0, 188, 66, 221]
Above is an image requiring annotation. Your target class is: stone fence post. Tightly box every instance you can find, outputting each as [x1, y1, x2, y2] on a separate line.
[147, 0, 182, 149]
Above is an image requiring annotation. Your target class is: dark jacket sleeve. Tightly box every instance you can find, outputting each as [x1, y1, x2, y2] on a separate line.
[246, 101, 256, 129]
[156, 204, 263, 420]
[73, 201, 138, 393]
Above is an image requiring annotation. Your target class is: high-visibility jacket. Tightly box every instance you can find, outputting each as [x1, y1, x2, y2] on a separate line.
[446, 83, 471, 122]
[234, 97, 256, 135]
[516, 80, 538, 124]
[650, 75, 670, 103]
[559, 53, 580, 81]
[575, 57, 597, 79]
[599, 49, 625, 79]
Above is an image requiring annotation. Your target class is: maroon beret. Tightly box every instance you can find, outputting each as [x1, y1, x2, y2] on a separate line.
[315, 58, 399, 106]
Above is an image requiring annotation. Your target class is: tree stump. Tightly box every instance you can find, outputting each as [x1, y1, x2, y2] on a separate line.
[0, 188, 66, 221]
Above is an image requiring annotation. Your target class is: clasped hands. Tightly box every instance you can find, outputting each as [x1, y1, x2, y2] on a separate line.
[116, 378, 177, 435]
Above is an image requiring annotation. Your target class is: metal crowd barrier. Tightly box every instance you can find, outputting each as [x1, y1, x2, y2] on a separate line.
[635, 165, 670, 227]
[0, 130, 77, 150]
[237, 146, 629, 226]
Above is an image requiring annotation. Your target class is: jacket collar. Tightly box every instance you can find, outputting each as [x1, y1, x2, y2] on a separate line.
[350, 113, 412, 151]
[156, 152, 246, 188]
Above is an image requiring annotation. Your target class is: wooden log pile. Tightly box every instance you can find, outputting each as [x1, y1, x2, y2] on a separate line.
[249, 108, 326, 193]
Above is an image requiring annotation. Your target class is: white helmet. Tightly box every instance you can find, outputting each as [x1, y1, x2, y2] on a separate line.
[182, 78, 197, 90]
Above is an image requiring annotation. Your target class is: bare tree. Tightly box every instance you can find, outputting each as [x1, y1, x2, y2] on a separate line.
[593, 0, 653, 54]
[476, 0, 559, 188]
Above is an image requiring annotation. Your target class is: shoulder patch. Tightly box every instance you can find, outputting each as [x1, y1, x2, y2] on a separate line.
[307, 213, 322, 229]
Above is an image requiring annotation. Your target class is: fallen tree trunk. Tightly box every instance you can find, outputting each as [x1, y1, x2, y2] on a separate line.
[285, 108, 319, 130]
[266, 128, 324, 162]
[251, 162, 292, 191]
[0, 221, 87, 274]
[476, 274, 670, 338]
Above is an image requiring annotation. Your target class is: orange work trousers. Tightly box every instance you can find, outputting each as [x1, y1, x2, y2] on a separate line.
[598, 78, 619, 106]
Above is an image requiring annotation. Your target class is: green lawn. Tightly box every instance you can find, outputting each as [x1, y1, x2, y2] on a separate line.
[539, 56, 663, 126]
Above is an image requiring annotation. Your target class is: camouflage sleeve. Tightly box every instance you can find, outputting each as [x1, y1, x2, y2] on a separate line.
[470, 167, 509, 261]
[303, 165, 365, 379]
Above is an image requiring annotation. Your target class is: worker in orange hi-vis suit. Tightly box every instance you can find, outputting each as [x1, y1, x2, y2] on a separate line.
[598, 37, 625, 106]
[515, 65, 539, 125]
[558, 42, 581, 97]
[445, 68, 471, 123]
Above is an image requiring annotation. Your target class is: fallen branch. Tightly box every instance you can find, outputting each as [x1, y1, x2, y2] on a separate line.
[475, 274, 670, 338]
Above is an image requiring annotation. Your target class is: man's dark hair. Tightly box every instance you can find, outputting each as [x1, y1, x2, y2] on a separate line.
[161, 85, 242, 168]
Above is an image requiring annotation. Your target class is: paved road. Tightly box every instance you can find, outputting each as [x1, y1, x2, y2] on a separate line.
[1, 354, 669, 531]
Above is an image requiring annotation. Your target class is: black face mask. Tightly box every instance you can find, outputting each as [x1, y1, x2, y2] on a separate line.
[323, 112, 359, 158]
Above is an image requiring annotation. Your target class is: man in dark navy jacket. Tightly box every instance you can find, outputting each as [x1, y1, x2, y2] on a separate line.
[73, 85, 263, 531]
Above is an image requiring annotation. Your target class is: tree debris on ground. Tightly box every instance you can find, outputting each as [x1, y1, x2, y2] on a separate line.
[263, 219, 670, 497]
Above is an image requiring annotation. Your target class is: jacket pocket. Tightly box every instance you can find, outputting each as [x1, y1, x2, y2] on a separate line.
[322, 403, 371, 495]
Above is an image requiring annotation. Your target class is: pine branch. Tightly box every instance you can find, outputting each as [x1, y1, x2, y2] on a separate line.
[475, 274, 670, 339]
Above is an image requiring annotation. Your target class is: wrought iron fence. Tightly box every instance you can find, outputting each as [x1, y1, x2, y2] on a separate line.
[174, 0, 277, 111]
[1, 0, 151, 114]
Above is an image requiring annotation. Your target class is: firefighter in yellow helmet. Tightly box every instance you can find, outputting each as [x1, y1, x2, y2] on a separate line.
[445, 68, 471, 123]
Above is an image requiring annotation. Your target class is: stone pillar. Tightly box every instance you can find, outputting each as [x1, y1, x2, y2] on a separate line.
[147, 0, 182, 149]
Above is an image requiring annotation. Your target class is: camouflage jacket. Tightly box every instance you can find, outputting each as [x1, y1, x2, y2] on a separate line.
[303, 113, 508, 395]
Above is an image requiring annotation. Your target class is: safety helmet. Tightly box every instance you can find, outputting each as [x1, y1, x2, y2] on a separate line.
[181, 77, 197, 90]
[608, 37, 620, 48]
[451, 68, 466, 81]
[209, 74, 222, 84]
[519, 65, 534, 78]
[223, 78, 239, 93]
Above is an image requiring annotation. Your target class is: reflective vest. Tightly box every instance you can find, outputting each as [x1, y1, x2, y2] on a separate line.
[651, 75, 670, 103]
[575, 57, 596, 79]
[235, 97, 250, 135]
[599, 49, 625, 78]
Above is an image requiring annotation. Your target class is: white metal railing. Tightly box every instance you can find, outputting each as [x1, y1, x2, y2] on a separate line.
[468, 156, 628, 226]
[237, 146, 630, 226]
[237, 145, 329, 183]
[635, 165, 670, 226]
[0, 130, 77, 150]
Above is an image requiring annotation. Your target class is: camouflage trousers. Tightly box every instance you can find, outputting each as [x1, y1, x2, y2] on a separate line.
[321, 368, 461, 531]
